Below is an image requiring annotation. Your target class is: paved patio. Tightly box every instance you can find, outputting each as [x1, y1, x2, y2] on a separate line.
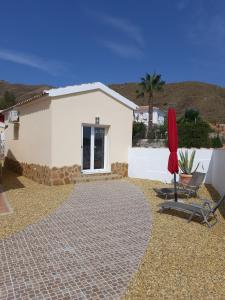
[0, 180, 151, 300]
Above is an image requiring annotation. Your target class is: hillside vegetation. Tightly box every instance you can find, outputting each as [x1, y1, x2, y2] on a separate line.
[0, 80, 225, 123]
[110, 81, 225, 123]
[0, 80, 51, 102]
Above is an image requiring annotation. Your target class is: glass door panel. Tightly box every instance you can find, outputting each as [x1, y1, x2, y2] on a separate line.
[82, 126, 91, 170]
[94, 127, 105, 169]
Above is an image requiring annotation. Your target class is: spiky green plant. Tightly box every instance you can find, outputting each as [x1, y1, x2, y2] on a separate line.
[178, 150, 199, 174]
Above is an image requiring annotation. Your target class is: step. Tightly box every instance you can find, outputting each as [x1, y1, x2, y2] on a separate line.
[73, 173, 122, 183]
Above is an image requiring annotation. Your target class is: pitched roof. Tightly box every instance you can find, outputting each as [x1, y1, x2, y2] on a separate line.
[45, 82, 138, 110]
[2, 92, 48, 112]
[2, 82, 138, 113]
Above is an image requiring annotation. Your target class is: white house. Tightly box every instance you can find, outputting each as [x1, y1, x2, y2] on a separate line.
[2, 82, 138, 185]
[134, 106, 165, 126]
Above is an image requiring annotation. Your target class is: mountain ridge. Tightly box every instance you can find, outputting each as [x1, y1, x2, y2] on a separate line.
[0, 80, 225, 123]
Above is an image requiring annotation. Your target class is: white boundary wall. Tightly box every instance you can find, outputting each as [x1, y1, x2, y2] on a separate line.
[128, 147, 225, 196]
[128, 148, 213, 183]
[206, 149, 225, 196]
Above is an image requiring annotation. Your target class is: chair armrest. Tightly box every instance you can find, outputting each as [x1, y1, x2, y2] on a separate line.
[202, 200, 213, 210]
[198, 196, 214, 206]
[177, 183, 198, 192]
[182, 183, 198, 191]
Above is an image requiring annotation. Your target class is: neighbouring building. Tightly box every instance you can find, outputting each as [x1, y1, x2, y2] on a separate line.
[2, 82, 138, 185]
[134, 106, 165, 126]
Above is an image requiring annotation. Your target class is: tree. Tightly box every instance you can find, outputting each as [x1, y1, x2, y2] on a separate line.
[210, 135, 223, 148]
[132, 121, 146, 146]
[137, 73, 165, 136]
[0, 91, 16, 109]
[177, 109, 212, 148]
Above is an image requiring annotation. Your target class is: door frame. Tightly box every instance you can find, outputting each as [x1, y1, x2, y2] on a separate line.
[81, 124, 109, 173]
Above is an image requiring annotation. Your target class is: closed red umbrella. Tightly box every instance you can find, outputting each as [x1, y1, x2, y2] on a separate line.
[167, 108, 179, 201]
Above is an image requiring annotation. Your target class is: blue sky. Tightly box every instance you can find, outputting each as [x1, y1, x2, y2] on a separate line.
[1, 0, 225, 87]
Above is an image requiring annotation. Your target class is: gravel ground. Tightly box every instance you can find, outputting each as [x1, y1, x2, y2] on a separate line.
[1, 171, 225, 299]
[0, 170, 73, 239]
[123, 178, 225, 300]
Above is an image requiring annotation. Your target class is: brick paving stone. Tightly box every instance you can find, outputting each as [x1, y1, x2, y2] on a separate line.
[0, 187, 12, 215]
[0, 180, 152, 300]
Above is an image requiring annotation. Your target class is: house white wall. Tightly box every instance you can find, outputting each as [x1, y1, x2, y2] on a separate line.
[4, 90, 133, 169]
[205, 149, 225, 196]
[128, 147, 213, 183]
[134, 108, 165, 126]
[4, 97, 52, 166]
[50, 90, 133, 168]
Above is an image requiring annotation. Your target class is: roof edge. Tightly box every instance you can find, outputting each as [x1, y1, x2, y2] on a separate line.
[1, 92, 48, 113]
[2, 82, 138, 113]
[44, 82, 138, 110]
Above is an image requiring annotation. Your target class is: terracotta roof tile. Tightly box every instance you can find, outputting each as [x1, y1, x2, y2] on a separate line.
[2, 92, 48, 112]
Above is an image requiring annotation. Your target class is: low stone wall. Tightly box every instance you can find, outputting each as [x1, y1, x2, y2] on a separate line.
[50, 165, 81, 185]
[4, 157, 81, 185]
[111, 162, 128, 177]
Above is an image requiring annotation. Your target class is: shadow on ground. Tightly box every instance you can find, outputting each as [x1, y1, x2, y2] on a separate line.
[205, 183, 225, 220]
[2, 168, 25, 191]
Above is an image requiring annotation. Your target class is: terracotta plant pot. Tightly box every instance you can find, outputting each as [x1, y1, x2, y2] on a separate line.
[179, 173, 192, 185]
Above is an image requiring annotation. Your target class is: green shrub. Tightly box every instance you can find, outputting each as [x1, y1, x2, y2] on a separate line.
[132, 122, 146, 146]
[210, 135, 223, 148]
[0, 91, 16, 109]
[184, 108, 199, 122]
[177, 109, 212, 148]
[147, 124, 167, 140]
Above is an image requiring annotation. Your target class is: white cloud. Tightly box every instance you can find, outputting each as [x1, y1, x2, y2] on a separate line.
[85, 8, 145, 59]
[0, 49, 66, 75]
[99, 13, 144, 48]
[102, 41, 143, 59]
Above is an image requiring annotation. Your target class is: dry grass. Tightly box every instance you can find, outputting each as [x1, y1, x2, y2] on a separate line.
[0, 170, 73, 239]
[123, 178, 225, 300]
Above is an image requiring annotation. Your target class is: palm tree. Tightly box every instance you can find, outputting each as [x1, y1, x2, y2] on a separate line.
[137, 73, 165, 136]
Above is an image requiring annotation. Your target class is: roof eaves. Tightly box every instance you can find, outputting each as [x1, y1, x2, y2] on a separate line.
[1, 92, 48, 113]
[44, 82, 138, 110]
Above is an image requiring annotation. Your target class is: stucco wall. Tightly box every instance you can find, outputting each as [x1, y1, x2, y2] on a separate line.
[51, 90, 133, 168]
[4, 97, 52, 166]
[128, 147, 213, 183]
[205, 149, 225, 196]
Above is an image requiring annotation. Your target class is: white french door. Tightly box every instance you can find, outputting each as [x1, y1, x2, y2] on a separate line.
[82, 126, 107, 172]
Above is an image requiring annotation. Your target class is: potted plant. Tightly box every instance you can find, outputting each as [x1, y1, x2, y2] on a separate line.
[178, 150, 199, 184]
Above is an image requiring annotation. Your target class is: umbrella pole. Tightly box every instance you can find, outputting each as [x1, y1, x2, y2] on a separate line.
[174, 173, 178, 202]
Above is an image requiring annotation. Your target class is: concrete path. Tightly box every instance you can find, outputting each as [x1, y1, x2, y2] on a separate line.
[0, 180, 152, 300]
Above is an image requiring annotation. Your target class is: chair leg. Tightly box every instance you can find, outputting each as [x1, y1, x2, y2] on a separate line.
[188, 211, 195, 223]
[201, 213, 216, 228]
[159, 206, 170, 213]
[204, 218, 212, 228]
[159, 207, 164, 213]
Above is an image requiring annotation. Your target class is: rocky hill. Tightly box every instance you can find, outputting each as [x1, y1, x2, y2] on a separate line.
[0, 80, 52, 102]
[110, 81, 225, 123]
[1, 80, 225, 123]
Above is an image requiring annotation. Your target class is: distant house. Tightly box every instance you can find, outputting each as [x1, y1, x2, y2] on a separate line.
[134, 106, 165, 126]
[2, 82, 138, 185]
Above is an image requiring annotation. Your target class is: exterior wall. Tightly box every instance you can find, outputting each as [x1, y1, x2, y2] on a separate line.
[51, 90, 133, 169]
[4, 157, 81, 185]
[4, 97, 52, 166]
[205, 149, 225, 196]
[128, 147, 213, 183]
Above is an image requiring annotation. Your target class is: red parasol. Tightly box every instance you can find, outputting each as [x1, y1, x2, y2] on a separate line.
[167, 108, 179, 201]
